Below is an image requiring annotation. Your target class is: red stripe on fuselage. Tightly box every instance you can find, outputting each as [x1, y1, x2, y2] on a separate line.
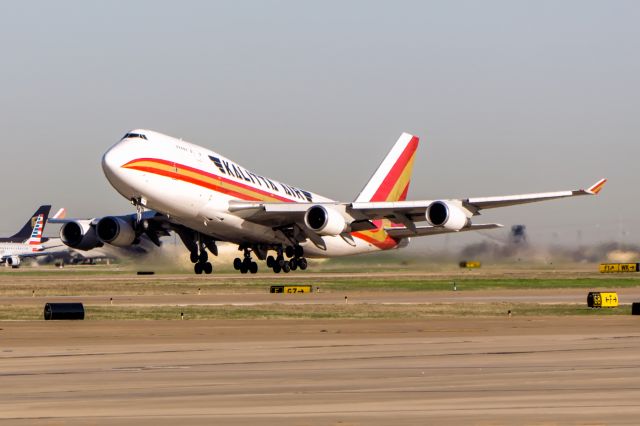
[124, 158, 293, 203]
[124, 157, 399, 250]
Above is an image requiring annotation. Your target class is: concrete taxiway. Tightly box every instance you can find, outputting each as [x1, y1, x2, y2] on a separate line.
[2, 317, 640, 424]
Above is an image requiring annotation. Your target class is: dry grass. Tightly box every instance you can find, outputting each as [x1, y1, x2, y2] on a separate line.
[0, 302, 630, 321]
[0, 268, 638, 297]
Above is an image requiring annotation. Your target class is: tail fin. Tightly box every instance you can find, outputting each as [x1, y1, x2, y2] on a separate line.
[355, 133, 419, 202]
[9, 205, 51, 242]
[52, 208, 67, 219]
[26, 212, 47, 248]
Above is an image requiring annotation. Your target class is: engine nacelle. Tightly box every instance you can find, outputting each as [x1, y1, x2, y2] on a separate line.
[96, 216, 137, 247]
[304, 205, 349, 236]
[7, 256, 20, 267]
[60, 220, 101, 251]
[425, 201, 469, 231]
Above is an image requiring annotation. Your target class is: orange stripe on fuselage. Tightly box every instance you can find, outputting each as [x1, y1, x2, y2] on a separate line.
[122, 158, 401, 250]
[123, 158, 291, 202]
[351, 218, 400, 250]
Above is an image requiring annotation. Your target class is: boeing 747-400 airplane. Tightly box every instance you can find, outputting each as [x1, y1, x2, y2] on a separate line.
[55, 130, 606, 274]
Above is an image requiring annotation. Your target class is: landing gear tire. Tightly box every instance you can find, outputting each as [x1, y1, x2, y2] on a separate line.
[282, 261, 291, 273]
[295, 245, 304, 258]
[285, 246, 295, 258]
[190, 251, 199, 264]
[298, 257, 308, 270]
[289, 258, 298, 271]
[240, 264, 248, 274]
[273, 264, 281, 273]
[266, 256, 275, 268]
[249, 262, 258, 274]
[203, 262, 213, 274]
[199, 251, 208, 263]
[194, 263, 204, 274]
[233, 258, 242, 270]
[277, 257, 285, 268]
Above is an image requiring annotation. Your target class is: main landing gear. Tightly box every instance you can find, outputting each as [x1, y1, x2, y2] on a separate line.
[191, 242, 213, 275]
[266, 245, 307, 274]
[229, 245, 308, 274]
[233, 248, 258, 274]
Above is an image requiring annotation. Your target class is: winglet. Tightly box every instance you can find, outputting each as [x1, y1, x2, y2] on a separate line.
[586, 178, 607, 195]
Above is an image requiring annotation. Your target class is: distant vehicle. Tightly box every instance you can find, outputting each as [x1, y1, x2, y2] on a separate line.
[0, 205, 65, 268]
[57, 129, 606, 275]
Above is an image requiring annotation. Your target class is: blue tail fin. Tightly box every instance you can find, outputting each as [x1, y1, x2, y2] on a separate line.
[9, 205, 51, 242]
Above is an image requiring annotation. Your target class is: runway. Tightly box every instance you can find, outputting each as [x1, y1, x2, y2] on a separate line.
[2, 270, 639, 423]
[2, 317, 640, 424]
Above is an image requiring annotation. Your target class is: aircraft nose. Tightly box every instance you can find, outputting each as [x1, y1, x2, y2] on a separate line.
[101, 144, 123, 177]
[102, 142, 133, 193]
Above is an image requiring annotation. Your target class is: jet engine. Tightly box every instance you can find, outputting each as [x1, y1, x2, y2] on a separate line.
[304, 205, 349, 236]
[7, 256, 20, 267]
[60, 220, 101, 251]
[425, 201, 469, 231]
[96, 216, 137, 247]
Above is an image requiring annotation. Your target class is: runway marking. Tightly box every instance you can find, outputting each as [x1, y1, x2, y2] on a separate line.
[6, 402, 640, 420]
[112, 366, 191, 371]
[0, 348, 208, 360]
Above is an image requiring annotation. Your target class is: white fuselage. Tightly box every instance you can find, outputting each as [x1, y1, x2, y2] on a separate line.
[101, 130, 397, 257]
[0, 243, 40, 260]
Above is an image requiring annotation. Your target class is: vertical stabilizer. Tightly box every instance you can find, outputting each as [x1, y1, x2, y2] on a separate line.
[9, 205, 51, 242]
[351, 134, 419, 249]
[355, 133, 419, 202]
[26, 212, 47, 248]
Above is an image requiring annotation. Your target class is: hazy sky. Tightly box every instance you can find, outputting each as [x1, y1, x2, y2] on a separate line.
[1, 1, 638, 246]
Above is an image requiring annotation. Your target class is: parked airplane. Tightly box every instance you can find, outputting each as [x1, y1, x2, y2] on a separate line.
[0, 205, 58, 267]
[56, 130, 606, 274]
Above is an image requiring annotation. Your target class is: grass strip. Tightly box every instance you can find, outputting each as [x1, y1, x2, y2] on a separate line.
[0, 303, 632, 321]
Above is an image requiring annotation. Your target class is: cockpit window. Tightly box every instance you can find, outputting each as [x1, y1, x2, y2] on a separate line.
[121, 133, 148, 141]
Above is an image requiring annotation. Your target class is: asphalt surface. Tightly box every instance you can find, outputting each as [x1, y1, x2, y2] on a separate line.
[2, 269, 640, 424]
[2, 316, 640, 424]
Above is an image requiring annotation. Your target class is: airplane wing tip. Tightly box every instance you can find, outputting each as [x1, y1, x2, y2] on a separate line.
[586, 178, 607, 195]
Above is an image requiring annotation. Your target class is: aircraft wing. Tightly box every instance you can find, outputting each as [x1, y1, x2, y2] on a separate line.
[385, 223, 503, 239]
[464, 178, 607, 213]
[228, 202, 378, 232]
[229, 178, 606, 230]
[348, 178, 607, 218]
